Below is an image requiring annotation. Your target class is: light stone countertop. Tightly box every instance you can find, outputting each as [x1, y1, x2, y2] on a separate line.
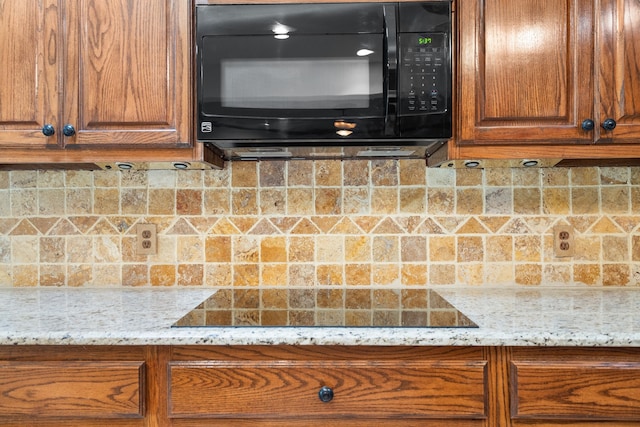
[1, 286, 640, 346]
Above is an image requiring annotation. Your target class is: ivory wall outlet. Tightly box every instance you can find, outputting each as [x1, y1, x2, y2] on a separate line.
[136, 223, 157, 255]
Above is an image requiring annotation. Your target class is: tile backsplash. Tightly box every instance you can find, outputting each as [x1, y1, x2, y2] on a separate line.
[1, 160, 639, 288]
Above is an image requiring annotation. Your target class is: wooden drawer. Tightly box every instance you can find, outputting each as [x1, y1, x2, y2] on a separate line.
[0, 361, 145, 418]
[510, 349, 640, 421]
[168, 346, 487, 420]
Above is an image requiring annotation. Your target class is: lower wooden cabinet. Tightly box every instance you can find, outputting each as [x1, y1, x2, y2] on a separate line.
[1, 345, 639, 426]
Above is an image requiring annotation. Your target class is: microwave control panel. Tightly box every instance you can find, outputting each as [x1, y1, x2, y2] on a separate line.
[398, 33, 449, 116]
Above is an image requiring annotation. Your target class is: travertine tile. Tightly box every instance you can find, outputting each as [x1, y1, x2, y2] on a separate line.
[456, 188, 483, 215]
[178, 264, 204, 286]
[259, 188, 286, 215]
[345, 263, 371, 285]
[315, 188, 341, 214]
[400, 188, 426, 214]
[601, 187, 629, 213]
[261, 264, 287, 286]
[316, 264, 343, 286]
[343, 188, 370, 214]
[10, 171, 37, 188]
[603, 264, 630, 286]
[176, 170, 203, 188]
[287, 161, 313, 186]
[232, 264, 260, 286]
[260, 236, 287, 262]
[315, 160, 342, 186]
[13, 265, 38, 287]
[259, 161, 286, 187]
[0, 172, 10, 189]
[122, 264, 148, 287]
[542, 188, 570, 214]
[485, 187, 512, 214]
[571, 167, 599, 185]
[150, 264, 176, 286]
[68, 264, 93, 287]
[515, 264, 542, 285]
[399, 159, 427, 185]
[513, 188, 541, 214]
[231, 162, 257, 187]
[11, 189, 37, 216]
[427, 188, 454, 214]
[371, 160, 398, 186]
[372, 263, 399, 285]
[401, 264, 427, 285]
[287, 188, 314, 215]
[345, 236, 370, 262]
[149, 189, 176, 215]
[289, 264, 314, 286]
[372, 236, 399, 262]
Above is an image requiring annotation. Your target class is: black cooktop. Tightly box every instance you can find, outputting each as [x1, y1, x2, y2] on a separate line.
[173, 288, 477, 328]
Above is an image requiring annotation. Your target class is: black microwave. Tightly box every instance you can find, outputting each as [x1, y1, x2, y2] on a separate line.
[196, 2, 452, 159]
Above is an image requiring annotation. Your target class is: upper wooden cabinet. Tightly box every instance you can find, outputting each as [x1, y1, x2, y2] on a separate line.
[0, 0, 213, 168]
[598, 0, 640, 145]
[450, 0, 640, 163]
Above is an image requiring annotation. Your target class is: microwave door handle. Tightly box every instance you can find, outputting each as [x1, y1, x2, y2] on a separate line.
[383, 4, 398, 136]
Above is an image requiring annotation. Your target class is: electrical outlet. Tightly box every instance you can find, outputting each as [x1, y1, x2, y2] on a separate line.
[136, 223, 157, 255]
[553, 224, 574, 257]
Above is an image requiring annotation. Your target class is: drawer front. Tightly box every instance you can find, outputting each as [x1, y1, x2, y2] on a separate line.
[0, 361, 145, 418]
[169, 360, 487, 419]
[511, 361, 640, 420]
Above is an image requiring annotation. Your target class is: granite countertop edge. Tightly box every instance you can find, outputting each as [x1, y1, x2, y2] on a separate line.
[2, 286, 640, 347]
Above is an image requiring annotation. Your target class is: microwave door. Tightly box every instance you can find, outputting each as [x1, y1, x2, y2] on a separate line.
[198, 33, 387, 141]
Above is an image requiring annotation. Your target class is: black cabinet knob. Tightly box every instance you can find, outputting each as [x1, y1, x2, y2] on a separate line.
[42, 124, 55, 136]
[63, 124, 76, 136]
[602, 118, 617, 131]
[318, 386, 334, 403]
[581, 119, 594, 131]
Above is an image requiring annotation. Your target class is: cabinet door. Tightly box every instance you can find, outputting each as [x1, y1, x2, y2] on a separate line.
[458, 0, 595, 145]
[597, 0, 640, 144]
[63, 0, 191, 148]
[510, 348, 640, 425]
[0, 0, 62, 148]
[0, 361, 145, 418]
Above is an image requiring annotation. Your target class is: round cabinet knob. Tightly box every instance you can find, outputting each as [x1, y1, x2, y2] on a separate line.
[42, 124, 55, 136]
[581, 119, 595, 131]
[601, 118, 617, 131]
[63, 124, 76, 136]
[318, 386, 334, 403]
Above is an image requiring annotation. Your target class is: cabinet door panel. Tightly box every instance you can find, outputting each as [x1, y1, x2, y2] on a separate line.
[458, 0, 595, 145]
[511, 360, 640, 420]
[0, 0, 61, 148]
[598, 0, 640, 144]
[63, 0, 190, 148]
[0, 361, 145, 418]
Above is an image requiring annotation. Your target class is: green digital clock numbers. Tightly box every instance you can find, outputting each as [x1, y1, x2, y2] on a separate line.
[418, 37, 433, 45]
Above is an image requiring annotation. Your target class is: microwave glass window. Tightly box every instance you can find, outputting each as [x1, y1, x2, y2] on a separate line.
[200, 34, 385, 118]
[221, 58, 372, 110]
